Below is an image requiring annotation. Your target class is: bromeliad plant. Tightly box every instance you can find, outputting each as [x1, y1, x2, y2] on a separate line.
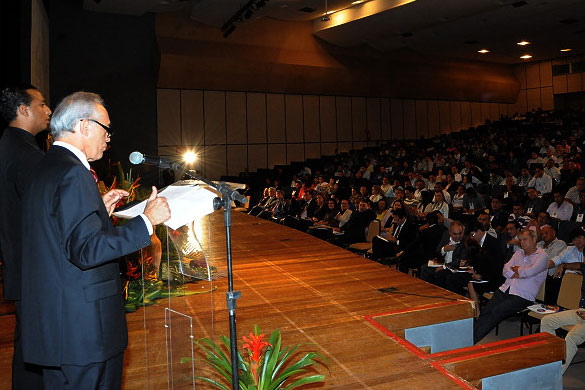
[196, 325, 328, 390]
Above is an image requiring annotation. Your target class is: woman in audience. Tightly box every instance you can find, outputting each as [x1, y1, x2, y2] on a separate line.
[370, 185, 384, 203]
[424, 190, 450, 218]
[452, 185, 466, 211]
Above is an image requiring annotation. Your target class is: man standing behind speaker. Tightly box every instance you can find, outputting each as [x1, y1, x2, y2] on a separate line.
[0, 84, 52, 389]
[20, 92, 171, 389]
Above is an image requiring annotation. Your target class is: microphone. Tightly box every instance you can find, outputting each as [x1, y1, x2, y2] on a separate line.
[129, 151, 183, 170]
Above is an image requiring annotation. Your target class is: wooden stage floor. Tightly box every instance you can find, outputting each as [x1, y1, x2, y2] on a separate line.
[0, 211, 476, 389]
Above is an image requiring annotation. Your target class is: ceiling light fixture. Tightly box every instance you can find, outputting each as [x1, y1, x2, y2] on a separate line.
[478, 49, 490, 54]
[520, 54, 532, 59]
[352, 0, 365, 4]
[517, 41, 530, 46]
[561, 48, 572, 52]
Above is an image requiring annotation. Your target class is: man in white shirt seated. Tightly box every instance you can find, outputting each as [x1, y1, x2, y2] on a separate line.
[528, 166, 553, 195]
[544, 158, 561, 184]
[546, 191, 574, 221]
[537, 224, 568, 304]
[565, 177, 585, 205]
[527, 151, 545, 168]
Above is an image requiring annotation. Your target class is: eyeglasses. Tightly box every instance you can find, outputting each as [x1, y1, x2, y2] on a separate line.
[84, 118, 114, 138]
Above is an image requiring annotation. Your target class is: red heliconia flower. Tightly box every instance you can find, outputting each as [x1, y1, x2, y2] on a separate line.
[242, 331, 272, 381]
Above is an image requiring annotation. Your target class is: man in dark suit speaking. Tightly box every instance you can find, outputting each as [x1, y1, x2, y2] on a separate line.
[20, 92, 171, 389]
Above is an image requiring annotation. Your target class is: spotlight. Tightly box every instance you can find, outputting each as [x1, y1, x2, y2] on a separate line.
[183, 151, 197, 164]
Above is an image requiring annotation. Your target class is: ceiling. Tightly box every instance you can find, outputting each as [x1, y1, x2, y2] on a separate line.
[83, 0, 585, 64]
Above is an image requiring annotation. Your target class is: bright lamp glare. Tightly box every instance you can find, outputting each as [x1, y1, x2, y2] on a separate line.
[183, 151, 197, 164]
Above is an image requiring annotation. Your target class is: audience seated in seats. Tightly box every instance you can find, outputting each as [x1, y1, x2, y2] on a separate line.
[517, 167, 533, 189]
[249, 187, 276, 216]
[477, 210, 497, 238]
[334, 199, 352, 228]
[258, 189, 289, 220]
[370, 185, 384, 203]
[420, 221, 468, 286]
[283, 190, 318, 230]
[544, 158, 561, 184]
[508, 203, 531, 229]
[403, 186, 420, 215]
[474, 228, 548, 344]
[571, 190, 585, 222]
[443, 222, 504, 299]
[462, 187, 483, 216]
[565, 177, 585, 205]
[547, 228, 585, 302]
[547, 190, 574, 221]
[524, 187, 546, 218]
[501, 220, 522, 262]
[424, 190, 450, 219]
[489, 196, 509, 233]
[451, 185, 465, 212]
[374, 198, 389, 221]
[371, 207, 418, 261]
[333, 199, 376, 245]
[541, 261, 585, 374]
[397, 211, 447, 273]
[528, 166, 553, 195]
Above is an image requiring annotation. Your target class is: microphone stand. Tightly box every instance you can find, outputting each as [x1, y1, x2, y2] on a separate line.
[183, 170, 244, 390]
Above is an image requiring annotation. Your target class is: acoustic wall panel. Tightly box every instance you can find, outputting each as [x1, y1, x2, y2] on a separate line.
[415, 100, 428, 138]
[527, 88, 541, 111]
[351, 97, 367, 141]
[321, 142, 337, 156]
[204, 91, 226, 145]
[367, 98, 382, 142]
[439, 101, 451, 134]
[247, 92, 267, 144]
[266, 93, 286, 143]
[499, 103, 510, 119]
[319, 96, 337, 143]
[227, 145, 246, 176]
[460, 102, 471, 130]
[526, 63, 540, 89]
[203, 145, 227, 179]
[513, 90, 528, 115]
[336, 97, 352, 142]
[489, 103, 500, 122]
[480, 102, 490, 124]
[338, 142, 352, 154]
[226, 91, 246, 144]
[470, 102, 481, 128]
[285, 95, 303, 143]
[286, 143, 304, 164]
[305, 143, 321, 160]
[248, 144, 267, 172]
[157, 89, 181, 146]
[450, 101, 462, 132]
[428, 100, 440, 138]
[380, 98, 391, 141]
[539, 61, 553, 87]
[403, 100, 416, 139]
[353, 141, 367, 150]
[514, 63, 527, 90]
[541, 87, 554, 111]
[268, 144, 286, 169]
[390, 99, 404, 139]
[567, 73, 582, 93]
[180, 90, 204, 147]
[553, 75, 568, 94]
[303, 95, 320, 143]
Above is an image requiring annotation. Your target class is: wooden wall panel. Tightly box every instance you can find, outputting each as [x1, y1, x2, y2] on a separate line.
[247, 92, 266, 144]
[380, 98, 391, 141]
[480, 102, 490, 124]
[267, 144, 286, 168]
[353, 141, 367, 150]
[320, 96, 337, 143]
[499, 103, 510, 118]
[541, 87, 554, 111]
[203, 144, 226, 179]
[226, 92, 246, 144]
[527, 88, 541, 111]
[248, 144, 267, 172]
[514, 63, 527, 90]
[351, 97, 367, 141]
[157, 89, 181, 146]
[367, 98, 382, 141]
[285, 95, 303, 143]
[305, 143, 321, 160]
[303, 95, 320, 143]
[266, 93, 286, 143]
[450, 101, 462, 132]
[390, 99, 404, 139]
[428, 100, 440, 138]
[180, 90, 203, 146]
[470, 102, 481, 127]
[336, 97, 352, 142]
[513, 90, 528, 115]
[439, 101, 451, 134]
[526, 63, 540, 89]
[567, 73, 583, 93]
[321, 142, 337, 156]
[415, 100, 428, 138]
[338, 142, 352, 153]
[227, 145, 246, 176]
[403, 100, 416, 139]
[460, 101, 471, 130]
[286, 143, 304, 164]
[553, 75, 568, 94]
[489, 103, 500, 122]
[204, 91, 226, 145]
[539, 61, 553, 87]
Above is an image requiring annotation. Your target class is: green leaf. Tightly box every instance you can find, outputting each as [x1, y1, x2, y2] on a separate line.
[282, 375, 325, 390]
[196, 376, 231, 390]
[258, 330, 281, 390]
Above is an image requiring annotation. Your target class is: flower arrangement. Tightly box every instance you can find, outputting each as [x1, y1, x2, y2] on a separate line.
[196, 325, 328, 390]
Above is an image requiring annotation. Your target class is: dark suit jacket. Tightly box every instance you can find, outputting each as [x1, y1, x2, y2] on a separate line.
[436, 233, 468, 267]
[20, 146, 151, 366]
[404, 224, 446, 266]
[0, 127, 44, 300]
[471, 234, 505, 289]
[393, 221, 418, 251]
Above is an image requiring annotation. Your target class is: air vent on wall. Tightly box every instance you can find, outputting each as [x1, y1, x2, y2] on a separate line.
[299, 7, 316, 13]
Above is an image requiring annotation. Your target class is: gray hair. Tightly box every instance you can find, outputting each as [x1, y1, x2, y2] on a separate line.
[50, 92, 104, 139]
